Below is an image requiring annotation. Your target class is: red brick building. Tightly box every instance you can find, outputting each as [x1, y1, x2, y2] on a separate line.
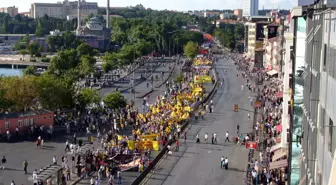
[0, 110, 54, 134]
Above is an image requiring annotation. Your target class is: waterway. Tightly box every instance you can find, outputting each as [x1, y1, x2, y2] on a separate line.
[0, 68, 23, 76]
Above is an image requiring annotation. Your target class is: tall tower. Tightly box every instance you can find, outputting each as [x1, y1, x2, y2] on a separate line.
[76, 0, 81, 35]
[106, 0, 110, 28]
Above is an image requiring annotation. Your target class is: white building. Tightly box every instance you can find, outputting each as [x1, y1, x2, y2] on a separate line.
[243, 0, 259, 17]
[219, 12, 233, 19]
[30, 0, 98, 19]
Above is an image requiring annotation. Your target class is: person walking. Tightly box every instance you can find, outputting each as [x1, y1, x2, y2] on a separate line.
[65, 140, 70, 152]
[221, 156, 224, 168]
[1, 156, 6, 169]
[225, 131, 230, 142]
[90, 177, 95, 185]
[196, 134, 200, 143]
[117, 170, 122, 184]
[224, 157, 229, 170]
[23, 160, 28, 174]
[204, 133, 208, 143]
[214, 132, 217, 144]
[248, 113, 250, 120]
[175, 140, 179, 152]
[52, 156, 57, 165]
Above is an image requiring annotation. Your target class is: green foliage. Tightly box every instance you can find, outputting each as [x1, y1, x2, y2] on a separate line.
[214, 27, 237, 50]
[35, 74, 74, 110]
[79, 55, 96, 77]
[46, 32, 83, 52]
[183, 41, 199, 59]
[104, 92, 127, 109]
[79, 88, 101, 107]
[27, 42, 40, 57]
[23, 66, 37, 76]
[0, 13, 77, 34]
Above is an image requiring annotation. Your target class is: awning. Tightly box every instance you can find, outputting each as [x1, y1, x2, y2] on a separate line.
[275, 91, 283, 98]
[267, 69, 278, 76]
[272, 148, 288, 161]
[276, 125, 283, 132]
[298, 174, 307, 185]
[270, 143, 281, 152]
[269, 159, 288, 170]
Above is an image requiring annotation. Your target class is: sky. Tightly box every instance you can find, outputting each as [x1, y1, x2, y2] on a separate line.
[4, 0, 298, 13]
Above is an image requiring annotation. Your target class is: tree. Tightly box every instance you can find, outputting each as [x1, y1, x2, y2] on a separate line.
[27, 42, 40, 58]
[79, 55, 96, 77]
[18, 49, 29, 61]
[104, 92, 127, 109]
[35, 20, 45, 37]
[23, 66, 37, 76]
[77, 42, 98, 56]
[79, 88, 101, 107]
[102, 52, 119, 73]
[35, 74, 74, 110]
[0, 76, 38, 111]
[184, 41, 199, 59]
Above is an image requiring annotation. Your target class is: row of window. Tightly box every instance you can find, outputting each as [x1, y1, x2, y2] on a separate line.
[3, 115, 53, 129]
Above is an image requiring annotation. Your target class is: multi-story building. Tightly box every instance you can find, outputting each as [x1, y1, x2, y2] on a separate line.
[263, 23, 280, 71]
[234, 9, 243, 19]
[289, 0, 336, 185]
[203, 11, 220, 18]
[30, 0, 98, 19]
[243, 0, 259, 17]
[0, 6, 19, 17]
[219, 12, 233, 19]
[245, 21, 268, 60]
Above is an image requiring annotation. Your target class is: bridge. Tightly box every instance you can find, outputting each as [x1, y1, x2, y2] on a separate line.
[0, 60, 49, 68]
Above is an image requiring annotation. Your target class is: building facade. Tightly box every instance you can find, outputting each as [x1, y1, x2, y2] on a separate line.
[0, 6, 19, 17]
[234, 9, 243, 19]
[246, 21, 268, 60]
[30, 0, 98, 19]
[290, 1, 336, 185]
[243, 0, 259, 17]
[0, 110, 54, 134]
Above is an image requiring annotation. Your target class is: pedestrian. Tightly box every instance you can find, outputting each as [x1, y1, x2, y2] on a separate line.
[66, 166, 71, 180]
[90, 178, 94, 185]
[225, 131, 230, 142]
[117, 170, 122, 184]
[211, 134, 214, 144]
[175, 140, 179, 152]
[196, 134, 200, 143]
[224, 157, 229, 170]
[65, 140, 70, 152]
[214, 132, 217, 144]
[1, 156, 6, 169]
[23, 160, 28, 174]
[41, 139, 44, 148]
[237, 124, 240, 134]
[204, 133, 208, 143]
[53, 156, 57, 165]
[11, 180, 15, 185]
[248, 113, 250, 120]
[221, 156, 224, 168]
[184, 132, 187, 143]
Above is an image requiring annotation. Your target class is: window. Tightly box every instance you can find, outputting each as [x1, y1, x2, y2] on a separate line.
[5, 121, 10, 129]
[18, 120, 23, 127]
[320, 108, 325, 135]
[323, 44, 327, 71]
[329, 118, 334, 153]
[24, 119, 29, 127]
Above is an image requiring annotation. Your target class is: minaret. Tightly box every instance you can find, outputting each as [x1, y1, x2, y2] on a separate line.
[106, 0, 110, 28]
[76, 0, 81, 35]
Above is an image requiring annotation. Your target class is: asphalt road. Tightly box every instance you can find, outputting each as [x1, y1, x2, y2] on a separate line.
[141, 55, 257, 185]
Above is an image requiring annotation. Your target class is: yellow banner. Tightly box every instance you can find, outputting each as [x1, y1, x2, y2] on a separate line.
[194, 75, 212, 83]
[127, 140, 160, 151]
[140, 134, 158, 141]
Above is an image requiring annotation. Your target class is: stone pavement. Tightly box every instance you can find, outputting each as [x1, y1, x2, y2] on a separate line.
[141, 55, 256, 185]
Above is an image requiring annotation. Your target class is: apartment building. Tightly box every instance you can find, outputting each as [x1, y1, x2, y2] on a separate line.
[243, 0, 259, 17]
[245, 21, 268, 60]
[0, 6, 19, 17]
[234, 9, 243, 19]
[289, 0, 336, 185]
[30, 0, 98, 19]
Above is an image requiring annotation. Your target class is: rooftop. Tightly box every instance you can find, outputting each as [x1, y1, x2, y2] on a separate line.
[0, 109, 53, 120]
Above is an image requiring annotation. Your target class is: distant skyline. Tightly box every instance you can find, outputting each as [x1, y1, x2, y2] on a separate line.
[3, 0, 297, 13]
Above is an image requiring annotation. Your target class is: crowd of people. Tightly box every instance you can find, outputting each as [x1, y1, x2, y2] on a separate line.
[230, 53, 289, 185]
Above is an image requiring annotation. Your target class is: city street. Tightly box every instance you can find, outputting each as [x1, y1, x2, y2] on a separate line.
[0, 60, 178, 185]
[141, 56, 256, 185]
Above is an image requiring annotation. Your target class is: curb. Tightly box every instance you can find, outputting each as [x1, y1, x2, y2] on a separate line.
[154, 63, 176, 88]
[136, 89, 154, 99]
